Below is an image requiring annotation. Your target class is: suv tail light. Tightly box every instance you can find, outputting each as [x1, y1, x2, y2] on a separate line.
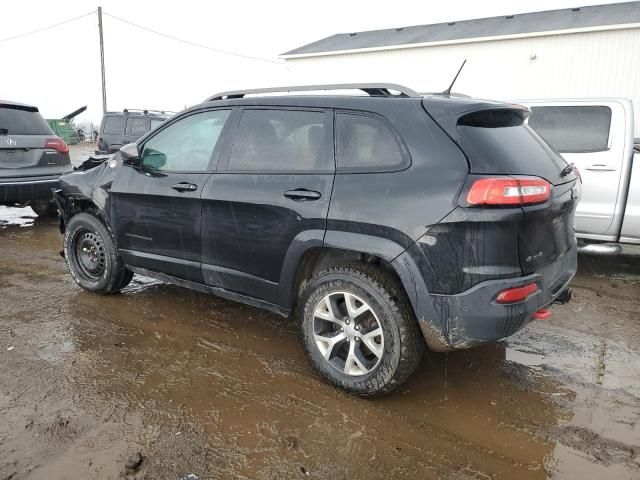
[496, 283, 538, 304]
[44, 137, 69, 154]
[466, 177, 550, 206]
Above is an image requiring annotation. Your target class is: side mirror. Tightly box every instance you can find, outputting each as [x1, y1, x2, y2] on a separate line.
[120, 143, 141, 167]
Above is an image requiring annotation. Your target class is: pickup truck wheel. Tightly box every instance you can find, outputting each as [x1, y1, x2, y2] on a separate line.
[299, 264, 424, 397]
[64, 212, 132, 294]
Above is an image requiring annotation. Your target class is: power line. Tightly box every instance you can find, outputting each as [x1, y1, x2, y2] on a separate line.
[103, 11, 283, 65]
[0, 10, 96, 44]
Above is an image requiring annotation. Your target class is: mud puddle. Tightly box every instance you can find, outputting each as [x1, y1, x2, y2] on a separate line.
[1, 216, 639, 479]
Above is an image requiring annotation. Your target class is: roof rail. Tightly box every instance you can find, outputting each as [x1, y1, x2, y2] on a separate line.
[206, 83, 419, 101]
[122, 108, 174, 115]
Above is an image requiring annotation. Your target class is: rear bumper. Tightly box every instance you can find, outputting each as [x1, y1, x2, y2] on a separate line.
[0, 175, 62, 204]
[430, 242, 577, 349]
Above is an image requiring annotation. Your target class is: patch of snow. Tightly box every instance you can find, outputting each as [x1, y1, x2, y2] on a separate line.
[0, 205, 37, 229]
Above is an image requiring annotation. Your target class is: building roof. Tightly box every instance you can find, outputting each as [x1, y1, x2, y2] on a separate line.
[281, 1, 640, 58]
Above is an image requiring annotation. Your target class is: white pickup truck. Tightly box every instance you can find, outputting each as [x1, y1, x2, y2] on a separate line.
[520, 98, 639, 254]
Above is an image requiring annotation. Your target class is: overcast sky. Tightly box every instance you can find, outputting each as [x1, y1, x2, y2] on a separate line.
[0, 0, 633, 124]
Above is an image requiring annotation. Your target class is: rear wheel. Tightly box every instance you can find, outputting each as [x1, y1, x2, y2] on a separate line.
[30, 201, 57, 217]
[64, 212, 132, 294]
[299, 264, 424, 397]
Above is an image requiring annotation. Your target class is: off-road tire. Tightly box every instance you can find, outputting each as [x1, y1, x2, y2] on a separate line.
[31, 201, 57, 217]
[64, 212, 133, 294]
[299, 264, 424, 397]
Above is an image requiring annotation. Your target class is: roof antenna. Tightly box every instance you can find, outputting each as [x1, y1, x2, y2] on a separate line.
[441, 59, 467, 96]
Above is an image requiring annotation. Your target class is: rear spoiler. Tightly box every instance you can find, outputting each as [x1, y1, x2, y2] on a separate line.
[422, 95, 530, 141]
[0, 102, 38, 113]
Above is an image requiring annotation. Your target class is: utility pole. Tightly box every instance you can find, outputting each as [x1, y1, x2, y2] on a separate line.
[98, 6, 107, 114]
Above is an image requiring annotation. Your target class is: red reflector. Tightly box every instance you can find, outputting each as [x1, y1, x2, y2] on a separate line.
[533, 308, 552, 320]
[467, 177, 550, 206]
[496, 283, 538, 304]
[44, 137, 69, 154]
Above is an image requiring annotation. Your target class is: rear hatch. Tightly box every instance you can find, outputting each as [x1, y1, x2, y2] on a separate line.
[423, 96, 578, 278]
[0, 103, 70, 177]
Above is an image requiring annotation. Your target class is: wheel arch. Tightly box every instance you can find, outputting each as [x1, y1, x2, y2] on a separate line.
[278, 230, 451, 352]
[54, 191, 111, 235]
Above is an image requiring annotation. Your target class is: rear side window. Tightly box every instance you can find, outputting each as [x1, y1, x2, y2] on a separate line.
[528, 106, 612, 153]
[227, 109, 329, 172]
[336, 113, 405, 171]
[0, 107, 52, 135]
[125, 117, 148, 136]
[102, 116, 124, 135]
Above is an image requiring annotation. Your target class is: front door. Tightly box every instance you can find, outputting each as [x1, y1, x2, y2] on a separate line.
[200, 107, 335, 303]
[110, 109, 232, 282]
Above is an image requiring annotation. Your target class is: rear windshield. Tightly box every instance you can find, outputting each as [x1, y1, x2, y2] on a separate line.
[0, 107, 53, 135]
[528, 106, 611, 153]
[457, 109, 568, 183]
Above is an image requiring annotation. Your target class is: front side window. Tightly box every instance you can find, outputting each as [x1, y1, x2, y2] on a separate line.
[141, 110, 230, 172]
[103, 116, 124, 135]
[227, 109, 329, 171]
[125, 117, 148, 137]
[528, 106, 612, 153]
[336, 113, 405, 170]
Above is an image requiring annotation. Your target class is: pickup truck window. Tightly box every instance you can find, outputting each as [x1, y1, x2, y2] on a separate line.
[103, 116, 124, 135]
[528, 106, 611, 153]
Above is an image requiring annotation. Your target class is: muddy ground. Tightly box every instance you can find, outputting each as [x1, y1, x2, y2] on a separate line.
[1, 146, 639, 479]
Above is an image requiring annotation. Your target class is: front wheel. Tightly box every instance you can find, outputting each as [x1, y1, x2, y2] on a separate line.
[299, 264, 424, 397]
[63, 212, 132, 294]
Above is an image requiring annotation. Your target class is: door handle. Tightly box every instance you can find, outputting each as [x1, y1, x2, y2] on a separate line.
[172, 182, 198, 192]
[585, 164, 616, 172]
[284, 189, 322, 201]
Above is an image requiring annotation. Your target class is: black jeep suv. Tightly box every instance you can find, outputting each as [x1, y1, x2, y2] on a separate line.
[54, 84, 579, 396]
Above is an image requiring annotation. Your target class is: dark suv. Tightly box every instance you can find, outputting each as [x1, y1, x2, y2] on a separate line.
[54, 84, 579, 396]
[1, 101, 71, 215]
[96, 109, 170, 154]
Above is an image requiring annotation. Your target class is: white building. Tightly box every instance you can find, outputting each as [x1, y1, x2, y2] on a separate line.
[281, 2, 640, 136]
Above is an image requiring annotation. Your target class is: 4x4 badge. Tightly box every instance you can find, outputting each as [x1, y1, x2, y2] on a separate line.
[6, 137, 16, 146]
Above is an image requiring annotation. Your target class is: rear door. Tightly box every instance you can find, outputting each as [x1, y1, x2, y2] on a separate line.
[526, 101, 624, 236]
[110, 109, 232, 282]
[100, 115, 125, 152]
[200, 107, 334, 303]
[455, 108, 579, 277]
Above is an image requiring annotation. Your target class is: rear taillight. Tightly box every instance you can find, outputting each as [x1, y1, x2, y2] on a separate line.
[496, 283, 538, 304]
[44, 137, 69, 154]
[466, 176, 550, 206]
